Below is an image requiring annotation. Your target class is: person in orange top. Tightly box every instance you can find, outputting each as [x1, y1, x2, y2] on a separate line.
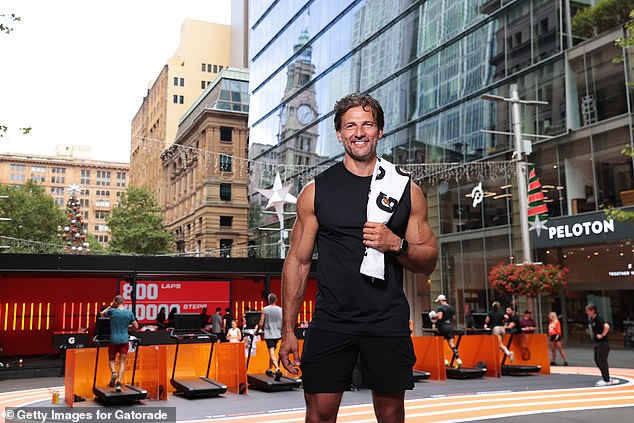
[548, 312, 568, 366]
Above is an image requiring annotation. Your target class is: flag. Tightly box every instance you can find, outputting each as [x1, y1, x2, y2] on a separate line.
[527, 165, 549, 236]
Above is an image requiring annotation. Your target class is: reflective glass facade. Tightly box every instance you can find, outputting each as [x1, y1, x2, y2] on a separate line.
[249, 0, 634, 340]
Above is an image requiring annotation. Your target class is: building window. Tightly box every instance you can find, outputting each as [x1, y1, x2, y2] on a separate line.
[219, 154, 232, 172]
[173, 94, 178, 104]
[213, 64, 218, 73]
[220, 183, 231, 201]
[173, 76, 179, 86]
[219, 239, 232, 258]
[201, 63, 206, 72]
[180, 77, 184, 86]
[116, 172, 126, 187]
[31, 175, 45, 183]
[31, 166, 45, 173]
[220, 216, 233, 227]
[96, 171, 111, 186]
[54, 198, 64, 207]
[220, 126, 232, 142]
[51, 167, 66, 174]
[207, 63, 212, 72]
[201, 80, 206, 89]
[80, 169, 90, 184]
[179, 95, 184, 104]
[219, 65, 223, 72]
[95, 211, 110, 220]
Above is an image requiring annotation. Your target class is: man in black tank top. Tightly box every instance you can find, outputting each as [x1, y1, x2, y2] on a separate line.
[433, 294, 462, 368]
[278, 93, 438, 423]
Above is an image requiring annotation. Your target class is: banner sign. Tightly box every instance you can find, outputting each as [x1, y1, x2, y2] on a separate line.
[120, 280, 230, 324]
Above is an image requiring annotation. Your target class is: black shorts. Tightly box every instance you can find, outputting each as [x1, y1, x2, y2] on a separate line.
[300, 327, 415, 393]
[549, 334, 560, 342]
[265, 338, 280, 349]
[437, 323, 454, 340]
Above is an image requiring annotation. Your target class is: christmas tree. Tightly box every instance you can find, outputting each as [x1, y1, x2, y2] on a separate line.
[527, 165, 549, 236]
[59, 184, 90, 253]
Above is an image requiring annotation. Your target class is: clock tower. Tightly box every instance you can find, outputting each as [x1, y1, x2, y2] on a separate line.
[277, 28, 321, 168]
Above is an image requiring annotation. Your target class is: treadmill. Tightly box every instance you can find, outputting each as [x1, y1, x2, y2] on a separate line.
[501, 332, 541, 376]
[445, 328, 486, 379]
[412, 369, 430, 381]
[92, 318, 148, 405]
[170, 313, 227, 398]
[244, 331, 302, 392]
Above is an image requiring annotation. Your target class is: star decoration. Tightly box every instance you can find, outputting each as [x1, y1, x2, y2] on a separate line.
[256, 172, 297, 226]
[65, 183, 83, 196]
[528, 214, 548, 237]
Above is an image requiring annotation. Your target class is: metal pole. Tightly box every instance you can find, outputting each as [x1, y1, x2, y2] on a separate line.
[510, 84, 532, 264]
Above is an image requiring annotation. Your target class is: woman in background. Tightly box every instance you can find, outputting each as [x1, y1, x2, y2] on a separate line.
[548, 312, 568, 366]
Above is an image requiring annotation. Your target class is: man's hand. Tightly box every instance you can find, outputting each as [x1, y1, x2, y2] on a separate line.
[278, 332, 301, 375]
[362, 222, 399, 253]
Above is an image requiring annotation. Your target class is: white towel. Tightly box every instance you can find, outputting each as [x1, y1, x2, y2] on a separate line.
[360, 157, 410, 280]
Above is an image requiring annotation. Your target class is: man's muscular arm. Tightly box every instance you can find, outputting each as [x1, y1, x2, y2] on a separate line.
[279, 182, 318, 374]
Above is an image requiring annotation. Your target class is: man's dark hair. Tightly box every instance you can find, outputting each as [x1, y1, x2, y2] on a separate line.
[113, 295, 124, 306]
[585, 303, 597, 312]
[268, 293, 277, 304]
[334, 92, 384, 132]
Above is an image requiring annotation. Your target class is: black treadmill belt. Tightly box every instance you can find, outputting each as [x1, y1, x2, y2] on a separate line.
[412, 369, 430, 381]
[247, 373, 301, 392]
[446, 367, 486, 379]
[171, 377, 227, 397]
[93, 385, 147, 405]
[501, 364, 541, 376]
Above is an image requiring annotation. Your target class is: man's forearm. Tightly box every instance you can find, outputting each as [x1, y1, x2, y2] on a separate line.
[282, 259, 310, 335]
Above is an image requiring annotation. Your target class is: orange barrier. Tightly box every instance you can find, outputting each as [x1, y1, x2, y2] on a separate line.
[412, 336, 445, 381]
[65, 341, 248, 406]
[442, 334, 501, 378]
[503, 333, 551, 374]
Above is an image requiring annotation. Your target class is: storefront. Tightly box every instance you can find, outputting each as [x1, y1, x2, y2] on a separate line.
[532, 210, 634, 346]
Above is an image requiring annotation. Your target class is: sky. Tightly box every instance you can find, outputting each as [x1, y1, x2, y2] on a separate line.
[0, 0, 231, 163]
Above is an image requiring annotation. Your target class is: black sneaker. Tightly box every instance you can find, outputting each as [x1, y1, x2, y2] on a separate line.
[109, 372, 117, 388]
[274, 370, 283, 381]
[265, 369, 274, 377]
[564, 361, 569, 366]
[115, 382, 122, 392]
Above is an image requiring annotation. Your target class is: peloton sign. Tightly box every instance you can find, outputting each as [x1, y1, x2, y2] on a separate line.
[531, 210, 634, 249]
[547, 219, 614, 240]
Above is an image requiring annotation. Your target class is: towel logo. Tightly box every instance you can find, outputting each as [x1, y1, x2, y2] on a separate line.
[395, 166, 410, 177]
[376, 192, 398, 213]
[376, 166, 386, 180]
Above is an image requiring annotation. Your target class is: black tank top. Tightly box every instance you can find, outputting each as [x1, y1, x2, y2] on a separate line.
[311, 161, 412, 336]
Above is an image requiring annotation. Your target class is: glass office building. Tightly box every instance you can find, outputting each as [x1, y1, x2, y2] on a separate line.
[248, 0, 634, 342]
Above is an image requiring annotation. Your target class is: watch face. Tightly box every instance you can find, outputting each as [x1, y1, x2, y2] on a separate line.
[296, 104, 315, 125]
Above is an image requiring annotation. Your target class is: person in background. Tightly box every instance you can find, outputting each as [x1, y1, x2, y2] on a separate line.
[223, 307, 233, 341]
[100, 295, 138, 392]
[504, 306, 521, 334]
[211, 307, 224, 341]
[484, 301, 514, 363]
[548, 312, 568, 366]
[199, 307, 209, 329]
[167, 307, 177, 328]
[156, 307, 167, 329]
[585, 303, 616, 386]
[519, 310, 537, 334]
[256, 293, 283, 381]
[226, 319, 242, 343]
[432, 294, 462, 368]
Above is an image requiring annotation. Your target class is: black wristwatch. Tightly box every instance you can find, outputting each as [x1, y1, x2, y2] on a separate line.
[390, 238, 408, 256]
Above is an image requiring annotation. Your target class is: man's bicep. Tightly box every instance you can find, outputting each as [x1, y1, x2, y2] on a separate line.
[288, 183, 318, 263]
[406, 184, 437, 248]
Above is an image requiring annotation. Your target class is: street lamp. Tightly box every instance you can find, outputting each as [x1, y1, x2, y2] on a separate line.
[481, 84, 549, 264]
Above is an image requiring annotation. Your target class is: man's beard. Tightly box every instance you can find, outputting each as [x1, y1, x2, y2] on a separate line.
[343, 139, 376, 162]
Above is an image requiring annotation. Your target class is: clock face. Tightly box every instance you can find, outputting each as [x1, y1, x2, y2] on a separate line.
[296, 104, 315, 125]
